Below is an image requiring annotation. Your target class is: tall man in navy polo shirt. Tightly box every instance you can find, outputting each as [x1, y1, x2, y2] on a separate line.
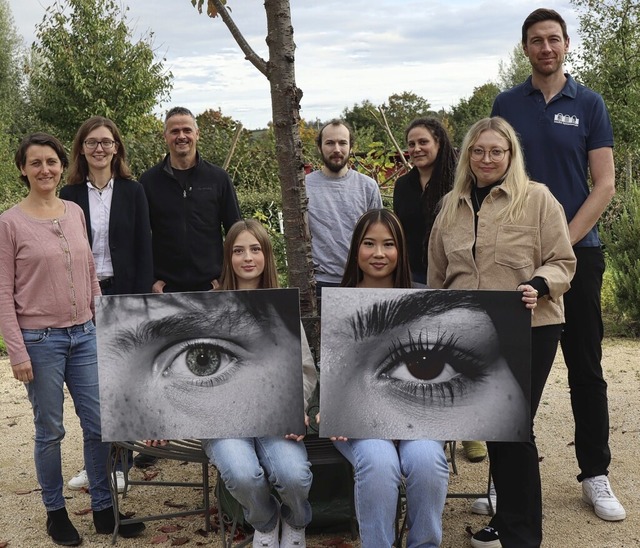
[492, 7, 625, 530]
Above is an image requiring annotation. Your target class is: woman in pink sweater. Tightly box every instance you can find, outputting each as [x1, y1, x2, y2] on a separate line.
[0, 133, 145, 545]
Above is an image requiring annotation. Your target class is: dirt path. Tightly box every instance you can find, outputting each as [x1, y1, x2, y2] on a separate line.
[1, 338, 638, 547]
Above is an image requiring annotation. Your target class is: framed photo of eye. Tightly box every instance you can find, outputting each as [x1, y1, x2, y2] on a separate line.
[319, 288, 531, 441]
[96, 289, 305, 441]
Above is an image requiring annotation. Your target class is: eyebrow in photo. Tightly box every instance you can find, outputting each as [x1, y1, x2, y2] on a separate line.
[350, 290, 479, 341]
[113, 307, 260, 355]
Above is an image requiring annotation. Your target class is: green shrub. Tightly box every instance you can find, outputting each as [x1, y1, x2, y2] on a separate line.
[601, 185, 640, 336]
[252, 207, 289, 287]
[235, 188, 289, 286]
[601, 267, 631, 337]
[0, 335, 6, 357]
[599, 192, 625, 236]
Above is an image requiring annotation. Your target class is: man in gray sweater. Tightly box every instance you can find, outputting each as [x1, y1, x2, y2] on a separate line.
[306, 120, 383, 306]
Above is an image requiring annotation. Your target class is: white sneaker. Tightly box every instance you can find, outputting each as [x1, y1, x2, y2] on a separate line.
[68, 469, 127, 494]
[68, 470, 89, 490]
[582, 475, 626, 521]
[253, 516, 280, 548]
[280, 521, 306, 548]
[471, 482, 497, 515]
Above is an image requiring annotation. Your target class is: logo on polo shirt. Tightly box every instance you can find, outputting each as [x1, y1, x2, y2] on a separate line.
[553, 113, 579, 127]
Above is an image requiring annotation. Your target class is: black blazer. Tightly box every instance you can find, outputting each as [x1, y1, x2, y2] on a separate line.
[60, 178, 153, 295]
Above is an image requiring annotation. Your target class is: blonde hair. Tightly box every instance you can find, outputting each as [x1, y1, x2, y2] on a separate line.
[219, 219, 279, 290]
[438, 117, 530, 228]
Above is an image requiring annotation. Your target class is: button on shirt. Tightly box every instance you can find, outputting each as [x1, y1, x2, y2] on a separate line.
[87, 179, 114, 278]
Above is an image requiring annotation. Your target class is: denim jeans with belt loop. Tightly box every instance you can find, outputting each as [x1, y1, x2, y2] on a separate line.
[22, 319, 111, 512]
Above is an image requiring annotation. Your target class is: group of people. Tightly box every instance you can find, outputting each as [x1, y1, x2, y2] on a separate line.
[308, 8, 624, 548]
[0, 7, 625, 548]
[0, 105, 243, 546]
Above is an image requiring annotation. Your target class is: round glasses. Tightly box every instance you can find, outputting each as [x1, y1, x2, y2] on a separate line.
[469, 147, 510, 162]
[84, 139, 116, 151]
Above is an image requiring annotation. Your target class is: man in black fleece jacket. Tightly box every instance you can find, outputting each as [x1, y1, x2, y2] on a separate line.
[140, 106, 241, 293]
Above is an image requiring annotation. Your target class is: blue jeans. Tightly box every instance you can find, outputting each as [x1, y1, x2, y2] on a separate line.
[202, 437, 312, 532]
[22, 320, 111, 512]
[334, 439, 449, 548]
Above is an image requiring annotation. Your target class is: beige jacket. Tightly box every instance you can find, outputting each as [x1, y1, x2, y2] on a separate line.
[428, 181, 576, 327]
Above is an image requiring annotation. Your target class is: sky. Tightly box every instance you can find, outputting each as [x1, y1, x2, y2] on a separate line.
[11, 0, 578, 130]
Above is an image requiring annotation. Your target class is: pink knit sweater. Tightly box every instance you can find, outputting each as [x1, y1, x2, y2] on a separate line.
[0, 201, 100, 366]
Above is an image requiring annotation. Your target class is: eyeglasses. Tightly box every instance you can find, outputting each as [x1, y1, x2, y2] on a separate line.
[84, 139, 116, 150]
[469, 147, 510, 162]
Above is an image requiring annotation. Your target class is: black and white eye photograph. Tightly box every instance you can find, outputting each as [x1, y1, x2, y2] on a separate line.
[96, 289, 305, 441]
[319, 288, 531, 441]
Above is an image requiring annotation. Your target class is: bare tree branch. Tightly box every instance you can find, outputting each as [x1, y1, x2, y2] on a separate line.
[209, 0, 268, 76]
[222, 122, 243, 171]
[377, 106, 411, 171]
[194, 0, 317, 321]
[368, 107, 411, 171]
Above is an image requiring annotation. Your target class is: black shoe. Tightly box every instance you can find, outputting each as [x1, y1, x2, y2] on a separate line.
[93, 507, 146, 538]
[46, 507, 82, 546]
[470, 525, 501, 548]
[133, 452, 159, 469]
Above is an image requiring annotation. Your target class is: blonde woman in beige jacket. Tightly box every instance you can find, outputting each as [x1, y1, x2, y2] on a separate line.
[428, 117, 576, 548]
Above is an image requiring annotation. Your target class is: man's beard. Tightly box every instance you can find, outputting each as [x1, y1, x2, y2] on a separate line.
[322, 152, 349, 173]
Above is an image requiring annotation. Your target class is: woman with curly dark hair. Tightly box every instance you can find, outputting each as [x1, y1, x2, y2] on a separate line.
[393, 117, 457, 284]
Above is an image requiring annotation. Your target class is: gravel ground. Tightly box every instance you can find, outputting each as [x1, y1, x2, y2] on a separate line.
[0, 337, 638, 547]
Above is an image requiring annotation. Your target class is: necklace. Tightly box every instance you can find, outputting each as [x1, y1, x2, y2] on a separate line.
[89, 176, 112, 193]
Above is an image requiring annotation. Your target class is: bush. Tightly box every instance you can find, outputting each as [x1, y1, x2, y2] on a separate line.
[601, 185, 640, 336]
[236, 189, 289, 286]
[601, 267, 632, 337]
[251, 207, 288, 287]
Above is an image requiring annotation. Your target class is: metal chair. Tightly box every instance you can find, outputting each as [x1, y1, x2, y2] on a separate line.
[109, 440, 257, 547]
[108, 440, 212, 544]
[445, 441, 494, 507]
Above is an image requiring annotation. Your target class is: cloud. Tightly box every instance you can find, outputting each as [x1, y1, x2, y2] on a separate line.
[12, 0, 578, 129]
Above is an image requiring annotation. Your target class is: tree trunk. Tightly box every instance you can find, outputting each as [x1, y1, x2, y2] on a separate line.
[263, 0, 317, 320]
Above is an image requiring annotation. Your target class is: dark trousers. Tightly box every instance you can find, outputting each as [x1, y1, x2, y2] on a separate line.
[411, 271, 426, 285]
[561, 246, 611, 481]
[488, 324, 563, 548]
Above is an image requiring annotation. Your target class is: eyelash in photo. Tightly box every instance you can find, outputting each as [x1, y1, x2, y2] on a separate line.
[319, 287, 531, 442]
